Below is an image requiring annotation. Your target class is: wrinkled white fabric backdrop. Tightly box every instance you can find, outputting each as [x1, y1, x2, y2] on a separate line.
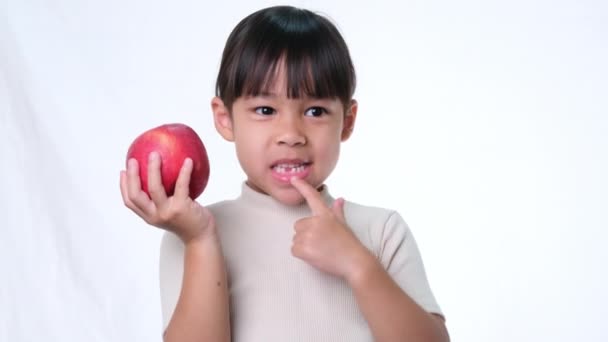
[2, 0, 607, 341]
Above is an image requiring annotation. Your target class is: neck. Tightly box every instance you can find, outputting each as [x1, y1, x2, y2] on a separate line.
[237, 182, 333, 219]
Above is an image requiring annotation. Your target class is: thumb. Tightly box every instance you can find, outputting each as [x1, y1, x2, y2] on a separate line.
[331, 197, 346, 223]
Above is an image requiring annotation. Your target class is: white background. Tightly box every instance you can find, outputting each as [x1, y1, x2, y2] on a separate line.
[1, 0, 607, 341]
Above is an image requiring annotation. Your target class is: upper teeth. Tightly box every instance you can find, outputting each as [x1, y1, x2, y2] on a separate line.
[273, 163, 306, 173]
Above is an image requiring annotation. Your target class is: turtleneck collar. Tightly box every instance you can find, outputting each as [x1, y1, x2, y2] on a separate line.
[236, 181, 335, 219]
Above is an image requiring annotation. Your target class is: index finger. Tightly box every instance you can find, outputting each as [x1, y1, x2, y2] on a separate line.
[173, 158, 193, 198]
[290, 177, 328, 215]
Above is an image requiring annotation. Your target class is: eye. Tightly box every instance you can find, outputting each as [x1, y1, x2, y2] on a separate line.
[304, 107, 327, 117]
[255, 106, 275, 115]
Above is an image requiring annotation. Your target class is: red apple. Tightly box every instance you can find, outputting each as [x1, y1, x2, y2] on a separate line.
[126, 123, 210, 199]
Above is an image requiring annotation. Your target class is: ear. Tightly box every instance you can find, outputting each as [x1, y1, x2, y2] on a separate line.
[211, 96, 234, 142]
[341, 99, 358, 141]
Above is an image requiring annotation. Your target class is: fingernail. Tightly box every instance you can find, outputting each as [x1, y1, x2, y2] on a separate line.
[149, 152, 157, 161]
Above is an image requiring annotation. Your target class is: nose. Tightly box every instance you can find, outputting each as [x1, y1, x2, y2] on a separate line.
[276, 116, 306, 146]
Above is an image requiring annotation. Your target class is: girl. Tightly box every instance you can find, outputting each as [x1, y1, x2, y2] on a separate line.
[120, 5, 448, 342]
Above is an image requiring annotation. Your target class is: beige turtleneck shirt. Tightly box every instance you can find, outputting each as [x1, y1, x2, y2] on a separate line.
[159, 183, 443, 341]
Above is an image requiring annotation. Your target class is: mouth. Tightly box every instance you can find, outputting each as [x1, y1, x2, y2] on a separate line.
[270, 159, 312, 181]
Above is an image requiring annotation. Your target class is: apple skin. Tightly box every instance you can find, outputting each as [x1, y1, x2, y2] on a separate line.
[126, 123, 210, 199]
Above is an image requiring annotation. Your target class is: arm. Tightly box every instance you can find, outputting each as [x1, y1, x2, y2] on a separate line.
[347, 254, 449, 342]
[289, 178, 448, 342]
[120, 154, 230, 342]
[164, 233, 230, 342]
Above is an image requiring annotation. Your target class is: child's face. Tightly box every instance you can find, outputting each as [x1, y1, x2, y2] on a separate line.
[212, 65, 357, 206]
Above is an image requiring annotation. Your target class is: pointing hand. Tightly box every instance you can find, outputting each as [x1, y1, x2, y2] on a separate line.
[290, 177, 373, 281]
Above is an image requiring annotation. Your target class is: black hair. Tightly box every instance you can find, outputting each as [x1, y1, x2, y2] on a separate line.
[215, 6, 356, 110]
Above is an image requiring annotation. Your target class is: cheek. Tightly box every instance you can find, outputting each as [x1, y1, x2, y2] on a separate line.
[235, 141, 255, 163]
[234, 134, 265, 171]
[315, 134, 342, 166]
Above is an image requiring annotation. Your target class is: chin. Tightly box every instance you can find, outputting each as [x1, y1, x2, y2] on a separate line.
[271, 188, 307, 207]
[245, 179, 305, 206]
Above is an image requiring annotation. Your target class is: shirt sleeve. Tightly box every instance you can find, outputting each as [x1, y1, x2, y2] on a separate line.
[159, 232, 185, 333]
[378, 211, 444, 318]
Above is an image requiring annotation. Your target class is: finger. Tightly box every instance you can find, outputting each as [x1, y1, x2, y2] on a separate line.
[126, 158, 156, 215]
[293, 218, 310, 234]
[174, 158, 193, 199]
[291, 240, 306, 259]
[292, 232, 301, 245]
[331, 197, 346, 223]
[290, 177, 328, 215]
[147, 152, 168, 203]
[126, 158, 145, 199]
[120, 170, 148, 217]
[291, 244, 301, 258]
[291, 242, 312, 261]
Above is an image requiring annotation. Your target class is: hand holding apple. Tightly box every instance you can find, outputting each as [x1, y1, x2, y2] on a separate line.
[120, 123, 215, 243]
[125, 123, 210, 199]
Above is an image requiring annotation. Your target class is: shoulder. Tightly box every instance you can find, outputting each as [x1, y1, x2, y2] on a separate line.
[206, 199, 240, 218]
[343, 199, 406, 232]
[342, 199, 412, 253]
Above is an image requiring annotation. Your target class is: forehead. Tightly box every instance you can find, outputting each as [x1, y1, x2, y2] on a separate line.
[259, 62, 289, 93]
[251, 59, 327, 99]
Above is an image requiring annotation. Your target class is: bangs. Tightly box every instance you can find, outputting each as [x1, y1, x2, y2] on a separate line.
[216, 6, 356, 108]
[238, 47, 348, 101]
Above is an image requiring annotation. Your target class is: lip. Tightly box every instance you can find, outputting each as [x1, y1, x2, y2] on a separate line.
[270, 158, 311, 167]
[270, 159, 312, 183]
